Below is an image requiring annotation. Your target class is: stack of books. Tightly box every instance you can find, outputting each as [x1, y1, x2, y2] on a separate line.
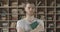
[50, 1, 55, 6]
[57, 10, 60, 14]
[18, 9, 24, 14]
[48, 30, 54, 32]
[12, 9, 18, 15]
[38, 11, 44, 14]
[3, 4, 8, 7]
[12, 9, 18, 20]
[10, 22, 16, 28]
[19, 3, 25, 8]
[0, 28, 2, 32]
[57, 23, 60, 28]
[9, 28, 16, 32]
[48, 11, 54, 14]
[0, 2, 2, 6]
[57, 15, 60, 20]
[2, 23, 8, 27]
[47, 16, 53, 20]
[11, 2, 18, 6]
[1, 16, 6, 21]
[48, 23, 54, 28]
[2, 28, 8, 32]
[57, 3, 60, 7]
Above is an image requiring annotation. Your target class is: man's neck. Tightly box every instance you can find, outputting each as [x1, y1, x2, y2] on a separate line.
[25, 14, 35, 21]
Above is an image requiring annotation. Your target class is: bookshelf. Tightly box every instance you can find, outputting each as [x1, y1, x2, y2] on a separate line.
[0, 0, 60, 32]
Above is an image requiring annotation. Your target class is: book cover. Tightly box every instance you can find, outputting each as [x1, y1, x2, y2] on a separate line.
[30, 21, 39, 29]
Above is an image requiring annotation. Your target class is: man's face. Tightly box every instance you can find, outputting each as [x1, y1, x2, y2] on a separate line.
[25, 3, 36, 15]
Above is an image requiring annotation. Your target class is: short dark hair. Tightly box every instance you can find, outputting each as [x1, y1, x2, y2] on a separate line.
[24, 2, 36, 8]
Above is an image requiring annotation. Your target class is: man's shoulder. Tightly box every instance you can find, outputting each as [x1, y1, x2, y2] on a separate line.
[36, 18, 44, 21]
[35, 18, 44, 23]
[17, 19, 25, 23]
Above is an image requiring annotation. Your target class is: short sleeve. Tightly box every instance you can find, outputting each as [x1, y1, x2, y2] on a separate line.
[16, 20, 24, 29]
[37, 19, 44, 31]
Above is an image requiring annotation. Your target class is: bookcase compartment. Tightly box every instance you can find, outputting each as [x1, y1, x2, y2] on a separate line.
[9, 8, 18, 20]
[9, 21, 17, 28]
[56, 0, 60, 7]
[47, 0, 55, 6]
[47, 22, 54, 28]
[0, 28, 2, 32]
[0, 21, 9, 28]
[9, 28, 16, 32]
[2, 28, 9, 32]
[37, 8, 45, 15]
[9, 0, 18, 6]
[47, 28, 54, 32]
[47, 8, 54, 15]
[36, 0, 45, 6]
[0, 0, 8, 7]
[56, 28, 60, 32]
[56, 22, 60, 28]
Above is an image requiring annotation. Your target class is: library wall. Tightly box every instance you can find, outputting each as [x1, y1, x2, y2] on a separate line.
[0, 0, 60, 32]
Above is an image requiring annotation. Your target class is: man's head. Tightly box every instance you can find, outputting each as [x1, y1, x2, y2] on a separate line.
[24, 2, 36, 15]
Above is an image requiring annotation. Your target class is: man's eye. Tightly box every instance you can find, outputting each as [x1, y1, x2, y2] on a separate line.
[28, 7, 30, 9]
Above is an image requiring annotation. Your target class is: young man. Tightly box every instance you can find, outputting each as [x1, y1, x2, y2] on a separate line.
[16, 2, 44, 32]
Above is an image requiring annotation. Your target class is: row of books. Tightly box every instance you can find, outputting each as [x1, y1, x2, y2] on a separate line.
[0, 15, 60, 20]
[0, 22, 8, 27]
[0, 28, 16, 32]
[0, 1, 60, 7]
[47, 29, 60, 32]
[47, 23, 54, 28]
[56, 15, 60, 20]
[47, 15, 53, 20]
[47, 29, 54, 32]
[0, 22, 16, 28]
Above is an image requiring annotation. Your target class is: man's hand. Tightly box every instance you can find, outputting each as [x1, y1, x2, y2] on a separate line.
[30, 24, 44, 32]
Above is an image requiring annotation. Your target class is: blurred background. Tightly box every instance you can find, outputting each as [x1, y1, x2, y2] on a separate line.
[0, 0, 60, 32]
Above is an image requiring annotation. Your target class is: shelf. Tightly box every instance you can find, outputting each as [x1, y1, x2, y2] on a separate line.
[0, 0, 59, 32]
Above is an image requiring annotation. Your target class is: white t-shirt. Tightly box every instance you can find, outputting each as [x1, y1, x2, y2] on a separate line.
[16, 18, 44, 32]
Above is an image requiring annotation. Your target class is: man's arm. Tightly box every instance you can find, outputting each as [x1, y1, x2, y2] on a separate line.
[30, 20, 44, 32]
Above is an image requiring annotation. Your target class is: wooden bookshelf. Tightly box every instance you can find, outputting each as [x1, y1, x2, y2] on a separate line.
[0, 0, 60, 32]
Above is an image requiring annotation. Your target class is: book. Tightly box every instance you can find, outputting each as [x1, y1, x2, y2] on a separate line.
[30, 21, 39, 29]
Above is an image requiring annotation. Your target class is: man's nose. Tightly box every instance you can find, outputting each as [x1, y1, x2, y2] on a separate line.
[30, 8, 33, 11]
